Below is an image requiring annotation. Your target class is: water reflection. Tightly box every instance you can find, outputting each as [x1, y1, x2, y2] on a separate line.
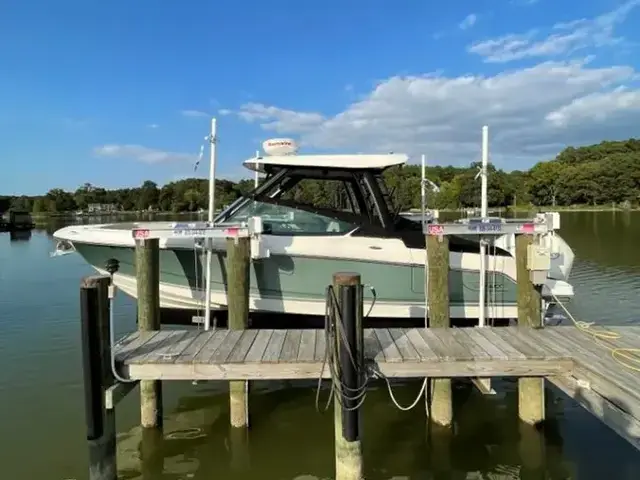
[9, 230, 31, 241]
[112, 379, 583, 480]
[559, 212, 640, 272]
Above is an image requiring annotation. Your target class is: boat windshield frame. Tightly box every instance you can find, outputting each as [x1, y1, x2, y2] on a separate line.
[215, 166, 398, 236]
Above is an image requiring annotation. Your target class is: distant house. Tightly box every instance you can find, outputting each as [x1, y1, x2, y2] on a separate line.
[87, 203, 118, 214]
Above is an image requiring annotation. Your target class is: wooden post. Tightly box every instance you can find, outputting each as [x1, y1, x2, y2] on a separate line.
[227, 236, 251, 428]
[516, 234, 545, 425]
[332, 272, 364, 480]
[80, 275, 117, 480]
[135, 238, 163, 429]
[425, 234, 453, 427]
[518, 422, 545, 478]
[140, 428, 164, 479]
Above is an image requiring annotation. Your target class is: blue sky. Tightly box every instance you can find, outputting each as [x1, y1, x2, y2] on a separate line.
[1, 0, 640, 195]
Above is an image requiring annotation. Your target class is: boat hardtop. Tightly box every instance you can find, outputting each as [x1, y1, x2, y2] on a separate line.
[243, 153, 408, 173]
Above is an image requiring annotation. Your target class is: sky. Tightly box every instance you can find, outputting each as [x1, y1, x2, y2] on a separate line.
[1, 0, 640, 195]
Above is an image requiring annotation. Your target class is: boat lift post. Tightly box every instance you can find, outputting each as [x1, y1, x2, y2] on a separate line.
[477, 125, 491, 394]
[478, 125, 489, 329]
[204, 117, 218, 330]
[421, 125, 558, 395]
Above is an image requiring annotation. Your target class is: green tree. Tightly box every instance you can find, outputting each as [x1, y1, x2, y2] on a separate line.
[32, 197, 46, 213]
[5, 137, 640, 213]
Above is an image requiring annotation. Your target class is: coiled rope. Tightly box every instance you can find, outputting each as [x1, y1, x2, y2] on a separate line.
[315, 283, 429, 413]
[551, 292, 640, 373]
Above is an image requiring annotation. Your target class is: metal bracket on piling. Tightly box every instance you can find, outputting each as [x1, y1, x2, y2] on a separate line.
[425, 213, 559, 397]
[131, 215, 270, 260]
[424, 212, 559, 237]
[105, 381, 139, 410]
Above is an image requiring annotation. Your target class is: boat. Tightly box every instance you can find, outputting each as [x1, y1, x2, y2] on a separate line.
[53, 138, 575, 323]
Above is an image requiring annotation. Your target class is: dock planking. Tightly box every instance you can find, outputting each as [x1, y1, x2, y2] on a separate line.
[112, 325, 604, 381]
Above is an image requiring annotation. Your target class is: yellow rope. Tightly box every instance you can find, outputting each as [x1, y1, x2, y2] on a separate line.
[551, 293, 640, 373]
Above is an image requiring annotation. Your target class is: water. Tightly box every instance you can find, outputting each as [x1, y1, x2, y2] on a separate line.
[1, 212, 640, 479]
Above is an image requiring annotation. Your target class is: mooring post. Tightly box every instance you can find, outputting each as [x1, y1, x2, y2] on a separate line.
[515, 233, 545, 425]
[80, 275, 117, 480]
[425, 234, 453, 427]
[135, 238, 163, 429]
[332, 272, 364, 480]
[227, 236, 251, 428]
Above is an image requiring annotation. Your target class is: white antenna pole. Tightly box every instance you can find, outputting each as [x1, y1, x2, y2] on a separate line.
[421, 153, 428, 324]
[204, 117, 217, 331]
[254, 150, 260, 188]
[478, 125, 488, 329]
[421, 154, 426, 226]
[208, 118, 217, 222]
[481, 125, 489, 218]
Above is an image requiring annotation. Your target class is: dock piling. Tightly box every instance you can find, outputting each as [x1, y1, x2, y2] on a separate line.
[227, 236, 251, 428]
[425, 234, 453, 427]
[135, 238, 163, 430]
[80, 275, 117, 480]
[515, 234, 545, 425]
[332, 272, 364, 480]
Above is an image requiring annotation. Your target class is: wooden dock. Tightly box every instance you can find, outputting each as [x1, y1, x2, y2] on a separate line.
[112, 324, 640, 452]
[115, 326, 581, 380]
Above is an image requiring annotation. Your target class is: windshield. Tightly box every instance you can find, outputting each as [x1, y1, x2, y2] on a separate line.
[224, 200, 356, 235]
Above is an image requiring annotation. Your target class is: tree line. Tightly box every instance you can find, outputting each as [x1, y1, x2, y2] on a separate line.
[2, 138, 640, 215]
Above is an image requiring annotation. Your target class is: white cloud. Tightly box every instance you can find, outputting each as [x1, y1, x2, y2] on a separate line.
[459, 14, 477, 30]
[231, 59, 640, 168]
[545, 87, 640, 127]
[93, 144, 197, 164]
[181, 109, 209, 118]
[469, 0, 640, 62]
[218, 108, 233, 116]
[147, 123, 159, 129]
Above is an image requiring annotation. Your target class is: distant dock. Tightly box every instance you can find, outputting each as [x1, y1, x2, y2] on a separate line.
[0, 210, 35, 232]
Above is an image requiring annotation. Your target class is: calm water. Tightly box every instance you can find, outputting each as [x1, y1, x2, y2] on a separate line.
[1, 212, 640, 479]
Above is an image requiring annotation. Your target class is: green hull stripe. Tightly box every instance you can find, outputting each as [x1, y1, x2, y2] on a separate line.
[74, 244, 518, 305]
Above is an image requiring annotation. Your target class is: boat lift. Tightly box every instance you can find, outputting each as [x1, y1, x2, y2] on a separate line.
[129, 118, 274, 331]
[419, 125, 559, 394]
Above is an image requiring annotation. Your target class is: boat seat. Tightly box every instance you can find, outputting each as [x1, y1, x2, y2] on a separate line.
[326, 221, 342, 232]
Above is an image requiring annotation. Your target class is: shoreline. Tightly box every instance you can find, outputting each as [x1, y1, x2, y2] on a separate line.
[23, 205, 640, 221]
[406, 205, 640, 214]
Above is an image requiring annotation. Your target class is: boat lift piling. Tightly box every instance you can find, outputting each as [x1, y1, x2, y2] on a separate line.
[227, 235, 252, 428]
[135, 238, 163, 430]
[425, 234, 453, 427]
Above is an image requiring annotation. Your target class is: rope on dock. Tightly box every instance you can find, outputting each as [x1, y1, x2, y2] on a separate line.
[551, 293, 640, 373]
[315, 285, 370, 413]
[315, 284, 429, 413]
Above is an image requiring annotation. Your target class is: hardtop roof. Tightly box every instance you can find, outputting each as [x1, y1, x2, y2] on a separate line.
[243, 153, 408, 173]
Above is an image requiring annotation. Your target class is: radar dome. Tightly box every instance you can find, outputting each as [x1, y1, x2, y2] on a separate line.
[262, 138, 298, 156]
